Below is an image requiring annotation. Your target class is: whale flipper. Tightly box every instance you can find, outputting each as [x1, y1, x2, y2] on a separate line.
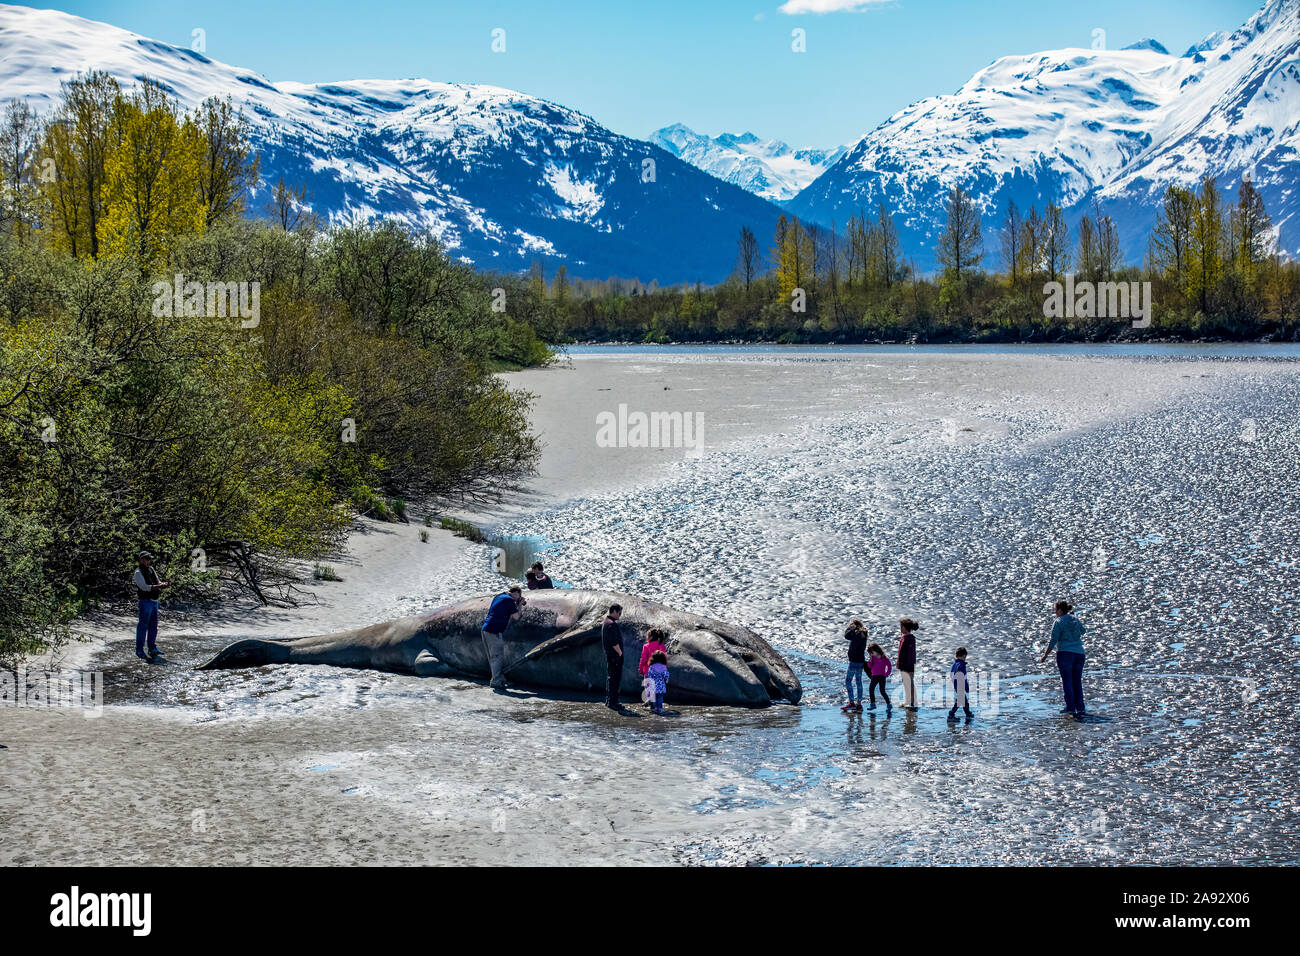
[503, 624, 599, 674]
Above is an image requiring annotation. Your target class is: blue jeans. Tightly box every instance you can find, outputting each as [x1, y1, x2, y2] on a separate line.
[654, 692, 664, 713]
[1056, 651, 1086, 713]
[845, 663, 864, 702]
[136, 599, 159, 653]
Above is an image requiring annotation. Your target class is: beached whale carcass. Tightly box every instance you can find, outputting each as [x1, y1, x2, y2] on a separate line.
[198, 589, 802, 707]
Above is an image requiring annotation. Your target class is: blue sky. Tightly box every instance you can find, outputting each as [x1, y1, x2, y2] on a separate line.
[44, 1, 1264, 145]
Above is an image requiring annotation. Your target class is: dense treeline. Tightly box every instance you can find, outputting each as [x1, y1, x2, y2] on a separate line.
[546, 179, 1299, 343]
[0, 73, 557, 663]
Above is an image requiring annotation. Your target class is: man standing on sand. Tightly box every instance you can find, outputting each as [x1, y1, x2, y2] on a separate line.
[481, 585, 526, 690]
[133, 551, 168, 661]
[602, 603, 624, 710]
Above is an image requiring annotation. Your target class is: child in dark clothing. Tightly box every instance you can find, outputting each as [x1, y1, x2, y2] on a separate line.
[948, 646, 974, 722]
[647, 650, 669, 715]
[897, 618, 920, 710]
[842, 619, 868, 713]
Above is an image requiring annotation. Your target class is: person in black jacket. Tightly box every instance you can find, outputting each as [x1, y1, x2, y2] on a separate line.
[841, 619, 869, 713]
[601, 604, 624, 709]
[896, 617, 920, 711]
[528, 561, 555, 589]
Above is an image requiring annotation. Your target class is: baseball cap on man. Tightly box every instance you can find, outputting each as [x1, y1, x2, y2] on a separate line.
[137, 551, 154, 561]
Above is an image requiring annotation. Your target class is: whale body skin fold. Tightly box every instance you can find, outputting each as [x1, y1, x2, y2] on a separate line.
[198, 589, 802, 707]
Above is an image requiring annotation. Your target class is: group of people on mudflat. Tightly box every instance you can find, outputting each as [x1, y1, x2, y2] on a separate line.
[480, 558, 1090, 719]
[840, 601, 1090, 720]
[136, 545, 1088, 718]
[479, 562, 668, 713]
[132, 541, 1088, 719]
[840, 616, 978, 720]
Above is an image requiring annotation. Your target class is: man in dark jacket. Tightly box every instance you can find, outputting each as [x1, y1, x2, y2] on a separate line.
[601, 604, 624, 709]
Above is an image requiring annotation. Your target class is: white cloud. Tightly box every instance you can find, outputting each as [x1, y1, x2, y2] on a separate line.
[778, 0, 892, 14]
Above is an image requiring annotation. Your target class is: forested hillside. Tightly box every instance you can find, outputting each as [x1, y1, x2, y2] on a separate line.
[0, 73, 557, 663]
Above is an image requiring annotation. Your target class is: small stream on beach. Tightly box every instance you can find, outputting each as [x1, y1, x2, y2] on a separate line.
[81, 346, 1300, 865]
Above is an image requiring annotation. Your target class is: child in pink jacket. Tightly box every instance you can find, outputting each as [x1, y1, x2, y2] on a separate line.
[866, 642, 893, 712]
[639, 627, 668, 708]
[639, 627, 668, 677]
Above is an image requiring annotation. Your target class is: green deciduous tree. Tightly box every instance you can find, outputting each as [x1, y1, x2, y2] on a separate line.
[99, 80, 206, 267]
[1187, 175, 1225, 315]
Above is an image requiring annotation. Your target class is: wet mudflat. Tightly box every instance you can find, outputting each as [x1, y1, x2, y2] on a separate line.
[4, 348, 1296, 865]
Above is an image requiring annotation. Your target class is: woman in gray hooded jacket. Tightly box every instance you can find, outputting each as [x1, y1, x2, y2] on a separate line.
[1041, 600, 1087, 717]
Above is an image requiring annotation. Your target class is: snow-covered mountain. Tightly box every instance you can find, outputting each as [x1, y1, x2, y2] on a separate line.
[0, 4, 782, 283]
[649, 124, 846, 202]
[4, 1, 1295, 280]
[789, 0, 1300, 270]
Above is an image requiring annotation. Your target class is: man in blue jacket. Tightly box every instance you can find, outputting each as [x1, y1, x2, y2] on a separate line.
[481, 585, 526, 690]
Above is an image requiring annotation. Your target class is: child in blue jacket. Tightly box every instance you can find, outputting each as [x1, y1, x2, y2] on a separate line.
[948, 647, 973, 722]
[647, 650, 670, 715]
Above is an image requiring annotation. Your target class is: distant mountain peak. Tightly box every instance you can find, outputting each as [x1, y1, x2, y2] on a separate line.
[649, 124, 846, 202]
[1123, 38, 1169, 54]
